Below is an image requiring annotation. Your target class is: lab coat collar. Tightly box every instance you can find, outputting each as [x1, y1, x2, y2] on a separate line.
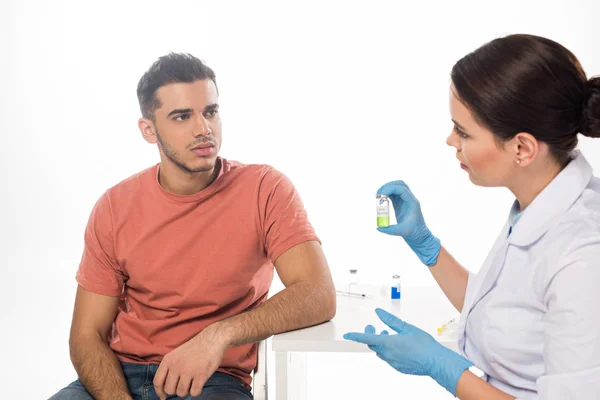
[508, 151, 593, 247]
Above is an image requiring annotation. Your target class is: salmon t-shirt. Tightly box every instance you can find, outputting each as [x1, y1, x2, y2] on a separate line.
[75, 157, 319, 387]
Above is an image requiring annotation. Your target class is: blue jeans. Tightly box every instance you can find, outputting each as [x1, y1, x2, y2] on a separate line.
[49, 362, 253, 400]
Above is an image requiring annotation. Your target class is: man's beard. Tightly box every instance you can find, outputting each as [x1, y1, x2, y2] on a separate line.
[155, 129, 215, 174]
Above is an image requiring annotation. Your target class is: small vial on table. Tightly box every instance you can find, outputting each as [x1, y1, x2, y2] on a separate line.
[446, 317, 459, 336]
[376, 194, 390, 227]
[391, 274, 401, 300]
[348, 269, 359, 293]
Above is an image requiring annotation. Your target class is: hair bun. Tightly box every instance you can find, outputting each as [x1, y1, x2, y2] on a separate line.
[581, 76, 600, 138]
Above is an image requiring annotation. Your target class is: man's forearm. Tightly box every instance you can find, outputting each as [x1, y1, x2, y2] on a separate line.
[429, 246, 470, 312]
[209, 278, 336, 347]
[70, 333, 132, 400]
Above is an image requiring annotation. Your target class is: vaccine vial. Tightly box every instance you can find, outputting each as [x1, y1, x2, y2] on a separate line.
[348, 269, 359, 292]
[376, 194, 390, 227]
[446, 317, 459, 336]
[391, 274, 401, 300]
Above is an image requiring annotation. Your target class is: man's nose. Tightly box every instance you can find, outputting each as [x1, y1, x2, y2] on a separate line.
[193, 116, 211, 137]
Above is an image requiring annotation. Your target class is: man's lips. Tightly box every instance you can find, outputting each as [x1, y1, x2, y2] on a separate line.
[192, 143, 215, 150]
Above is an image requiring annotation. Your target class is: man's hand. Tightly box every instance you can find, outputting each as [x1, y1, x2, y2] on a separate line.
[153, 324, 231, 400]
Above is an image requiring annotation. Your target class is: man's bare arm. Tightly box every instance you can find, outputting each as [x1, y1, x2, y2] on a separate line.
[206, 240, 336, 347]
[69, 285, 132, 400]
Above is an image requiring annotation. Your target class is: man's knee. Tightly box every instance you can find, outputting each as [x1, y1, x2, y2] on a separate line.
[194, 393, 253, 400]
[48, 383, 94, 400]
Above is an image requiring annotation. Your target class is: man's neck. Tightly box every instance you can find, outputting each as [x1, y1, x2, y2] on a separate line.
[158, 159, 221, 196]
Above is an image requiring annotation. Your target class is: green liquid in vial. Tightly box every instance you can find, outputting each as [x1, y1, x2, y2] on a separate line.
[377, 216, 390, 227]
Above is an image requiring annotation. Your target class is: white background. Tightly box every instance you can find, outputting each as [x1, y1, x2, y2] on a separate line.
[1, 0, 600, 398]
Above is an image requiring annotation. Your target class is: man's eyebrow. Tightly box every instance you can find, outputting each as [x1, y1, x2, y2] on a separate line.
[204, 103, 219, 111]
[167, 108, 193, 117]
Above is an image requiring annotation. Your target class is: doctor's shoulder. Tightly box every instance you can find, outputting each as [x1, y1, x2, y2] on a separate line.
[541, 181, 600, 282]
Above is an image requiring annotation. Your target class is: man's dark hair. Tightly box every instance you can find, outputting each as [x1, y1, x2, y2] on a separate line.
[137, 52, 217, 120]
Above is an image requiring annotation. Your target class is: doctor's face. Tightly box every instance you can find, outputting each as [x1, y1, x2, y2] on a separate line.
[446, 86, 516, 187]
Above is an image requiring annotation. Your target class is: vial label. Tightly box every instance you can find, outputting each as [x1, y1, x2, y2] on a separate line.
[376, 204, 388, 216]
[391, 286, 401, 299]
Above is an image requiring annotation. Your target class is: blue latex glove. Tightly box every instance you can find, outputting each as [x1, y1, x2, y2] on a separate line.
[343, 308, 473, 396]
[377, 180, 441, 266]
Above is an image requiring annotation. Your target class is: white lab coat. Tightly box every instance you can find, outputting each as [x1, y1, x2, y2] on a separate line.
[457, 151, 600, 400]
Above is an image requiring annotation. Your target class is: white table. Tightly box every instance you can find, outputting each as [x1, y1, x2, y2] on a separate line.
[272, 285, 459, 400]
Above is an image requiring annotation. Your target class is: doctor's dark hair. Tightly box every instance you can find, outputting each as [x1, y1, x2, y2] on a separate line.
[137, 52, 218, 120]
[451, 34, 600, 165]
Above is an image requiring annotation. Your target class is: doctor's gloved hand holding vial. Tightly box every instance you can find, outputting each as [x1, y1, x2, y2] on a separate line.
[346, 33, 600, 400]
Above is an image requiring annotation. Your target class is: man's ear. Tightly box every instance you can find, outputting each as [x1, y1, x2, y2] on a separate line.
[139, 118, 158, 144]
[512, 132, 539, 167]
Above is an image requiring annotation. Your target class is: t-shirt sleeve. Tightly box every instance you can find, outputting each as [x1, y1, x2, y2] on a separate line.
[75, 192, 126, 297]
[258, 167, 320, 262]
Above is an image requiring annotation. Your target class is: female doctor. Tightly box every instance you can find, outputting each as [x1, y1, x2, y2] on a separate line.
[344, 34, 600, 399]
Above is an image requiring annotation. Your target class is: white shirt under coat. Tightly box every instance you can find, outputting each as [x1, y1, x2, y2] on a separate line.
[457, 151, 600, 399]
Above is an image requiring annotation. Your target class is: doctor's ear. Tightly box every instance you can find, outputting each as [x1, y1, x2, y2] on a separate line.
[512, 132, 539, 167]
[139, 118, 158, 144]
